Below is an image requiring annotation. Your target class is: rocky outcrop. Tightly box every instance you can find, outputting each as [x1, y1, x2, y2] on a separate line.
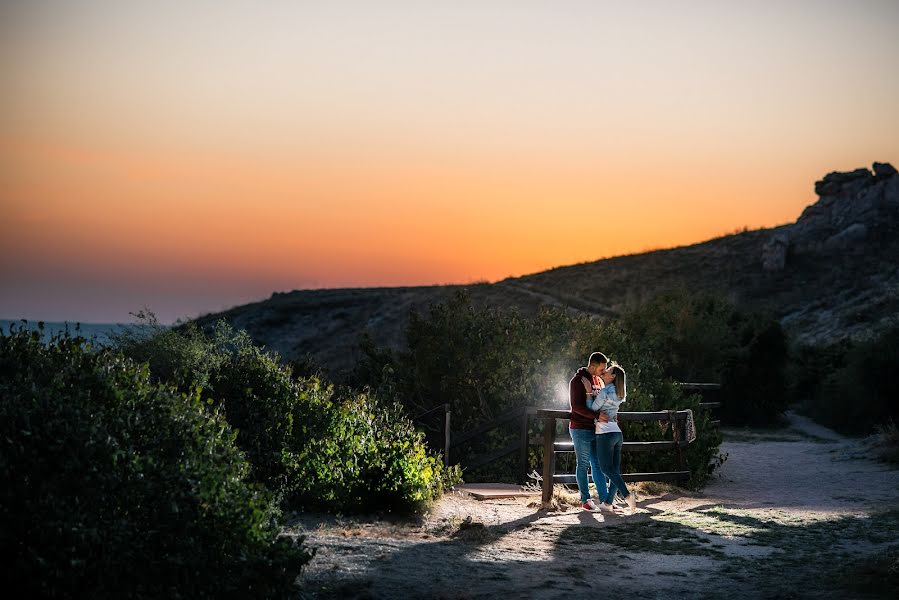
[764, 162, 899, 264]
[761, 234, 789, 271]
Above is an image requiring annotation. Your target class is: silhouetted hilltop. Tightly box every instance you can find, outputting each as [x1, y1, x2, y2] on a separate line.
[194, 163, 899, 375]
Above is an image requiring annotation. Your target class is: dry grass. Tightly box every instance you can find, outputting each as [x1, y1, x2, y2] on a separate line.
[448, 515, 495, 543]
[517, 474, 693, 512]
[866, 421, 899, 465]
[631, 480, 686, 497]
[521, 483, 582, 511]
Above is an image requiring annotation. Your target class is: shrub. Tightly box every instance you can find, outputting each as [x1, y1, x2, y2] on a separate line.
[625, 290, 789, 426]
[113, 317, 458, 513]
[623, 290, 735, 382]
[108, 309, 223, 391]
[0, 327, 311, 599]
[800, 327, 899, 435]
[282, 390, 459, 512]
[364, 291, 638, 433]
[720, 318, 789, 426]
[786, 343, 842, 411]
[867, 422, 899, 465]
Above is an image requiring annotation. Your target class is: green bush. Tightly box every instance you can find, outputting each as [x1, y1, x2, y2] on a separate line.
[720, 318, 789, 426]
[786, 343, 842, 411]
[282, 390, 458, 512]
[623, 290, 735, 382]
[363, 291, 637, 433]
[113, 317, 459, 513]
[868, 422, 899, 465]
[798, 327, 899, 435]
[625, 290, 789, 426]
[0, 327, 311, 599]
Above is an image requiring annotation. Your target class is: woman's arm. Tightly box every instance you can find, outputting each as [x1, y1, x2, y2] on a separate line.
[587, 388, 611, 412]
[586, 394, 600, 412]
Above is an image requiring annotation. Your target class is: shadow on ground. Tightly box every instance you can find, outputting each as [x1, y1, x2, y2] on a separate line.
[300, 500, 899, 600]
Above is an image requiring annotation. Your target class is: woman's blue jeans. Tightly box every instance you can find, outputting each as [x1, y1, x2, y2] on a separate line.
[595, 431, 629, 501]
[570, 428, 607, 502]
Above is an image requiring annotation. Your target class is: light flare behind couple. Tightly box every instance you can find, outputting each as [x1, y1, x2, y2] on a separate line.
[569, 351, 636, 514]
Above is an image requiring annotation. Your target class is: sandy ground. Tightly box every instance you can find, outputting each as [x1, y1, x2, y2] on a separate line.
[289, 413, 899, 599]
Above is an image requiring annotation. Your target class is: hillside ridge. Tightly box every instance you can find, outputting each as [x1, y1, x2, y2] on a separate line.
[195, 163, 899, 375]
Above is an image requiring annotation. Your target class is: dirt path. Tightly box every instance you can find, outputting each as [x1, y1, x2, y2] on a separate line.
[290, 414, 899, 599]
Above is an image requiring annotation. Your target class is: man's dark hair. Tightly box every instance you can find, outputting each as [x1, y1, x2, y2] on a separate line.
[588, 352, 608, 366]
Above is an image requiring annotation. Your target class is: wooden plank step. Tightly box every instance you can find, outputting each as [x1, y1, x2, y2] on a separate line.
[553, 471, 690, 484]
[453, 483, 540, 500]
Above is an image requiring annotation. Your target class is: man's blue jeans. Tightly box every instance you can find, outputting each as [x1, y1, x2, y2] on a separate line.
[570, 428, 607, 502]
[595, 431, 629, 501]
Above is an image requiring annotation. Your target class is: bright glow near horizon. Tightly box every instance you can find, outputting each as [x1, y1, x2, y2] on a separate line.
[2, 0, 898, 323]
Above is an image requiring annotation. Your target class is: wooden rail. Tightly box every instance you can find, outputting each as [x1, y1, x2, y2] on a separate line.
[680, 382, 723, 427]
[546, 440, 689, 452]
[677, 382, 721, 391]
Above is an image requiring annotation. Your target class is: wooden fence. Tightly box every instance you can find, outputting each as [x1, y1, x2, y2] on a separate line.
[447, 405, 537, 483]
[412, 384, 722, 494]
[678, 382, 723, 426]
[412, 403, 451, 466]
[535, 408, 693, 504]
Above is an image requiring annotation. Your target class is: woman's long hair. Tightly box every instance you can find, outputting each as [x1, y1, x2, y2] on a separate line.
[611, 365, 626, 400]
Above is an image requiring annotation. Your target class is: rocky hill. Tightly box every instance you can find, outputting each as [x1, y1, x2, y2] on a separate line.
[194, 163, 899, 376]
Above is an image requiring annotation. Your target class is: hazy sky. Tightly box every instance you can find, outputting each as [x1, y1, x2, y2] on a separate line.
[2, 0, 898, 323]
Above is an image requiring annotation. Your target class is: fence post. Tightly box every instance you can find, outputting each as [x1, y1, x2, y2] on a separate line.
[443, 404, 451, 467]
[517, 409, 529, 485]
[671, 410, 686, 471]
[541, 415, 556, 505]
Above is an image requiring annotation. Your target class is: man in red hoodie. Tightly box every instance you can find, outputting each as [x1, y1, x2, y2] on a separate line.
[570, 352, 610, 510]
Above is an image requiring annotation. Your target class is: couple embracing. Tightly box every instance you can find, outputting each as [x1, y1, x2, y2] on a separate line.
[569, 352, 636, 514]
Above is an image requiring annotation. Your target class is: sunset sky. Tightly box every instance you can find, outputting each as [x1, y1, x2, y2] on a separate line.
[2, 0, 898, 323]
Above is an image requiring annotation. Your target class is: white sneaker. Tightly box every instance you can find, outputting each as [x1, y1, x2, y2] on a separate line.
[599, 502, 616, 513]
[582, 499, 599, 511]
[626, 493, 637, 514]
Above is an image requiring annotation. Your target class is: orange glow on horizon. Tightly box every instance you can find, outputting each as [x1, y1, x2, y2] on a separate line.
[2, 135, 817, 284]
[2, 1, 898, 323]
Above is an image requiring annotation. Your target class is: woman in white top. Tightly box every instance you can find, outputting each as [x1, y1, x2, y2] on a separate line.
[587, 364, 636, 514]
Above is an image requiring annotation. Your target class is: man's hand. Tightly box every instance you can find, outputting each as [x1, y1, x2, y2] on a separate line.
[597, 412, 610, 423]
